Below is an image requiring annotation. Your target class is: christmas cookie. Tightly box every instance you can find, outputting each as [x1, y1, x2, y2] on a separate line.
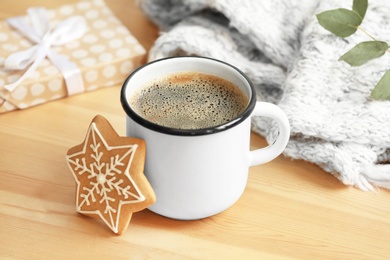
[66, 115, 155, 235]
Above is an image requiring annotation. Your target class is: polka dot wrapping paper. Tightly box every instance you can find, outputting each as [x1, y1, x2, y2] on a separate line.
[0, 0, 146, 113]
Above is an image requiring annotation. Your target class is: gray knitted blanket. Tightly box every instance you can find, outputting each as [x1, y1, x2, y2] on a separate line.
[140, 0, 390, 191]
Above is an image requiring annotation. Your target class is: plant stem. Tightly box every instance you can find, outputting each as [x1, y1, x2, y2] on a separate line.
[357, 26, 376, 41]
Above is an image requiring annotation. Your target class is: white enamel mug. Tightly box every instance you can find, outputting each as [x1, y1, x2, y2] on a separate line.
[120, 56, 290, 220]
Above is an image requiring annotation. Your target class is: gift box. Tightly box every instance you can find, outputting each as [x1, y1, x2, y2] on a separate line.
[0, 0, 146, 113]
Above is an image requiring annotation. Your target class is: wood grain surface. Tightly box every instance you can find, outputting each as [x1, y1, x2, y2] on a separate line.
[0, 1, 389, 259]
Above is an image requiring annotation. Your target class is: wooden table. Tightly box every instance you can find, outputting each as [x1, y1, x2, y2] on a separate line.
[1, 1, 389, 259]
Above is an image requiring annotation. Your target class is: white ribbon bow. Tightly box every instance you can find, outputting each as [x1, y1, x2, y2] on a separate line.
[4, 7, 88, 95]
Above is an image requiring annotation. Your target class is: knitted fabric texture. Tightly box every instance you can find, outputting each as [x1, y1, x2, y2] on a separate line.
[141, 0, 390, 191]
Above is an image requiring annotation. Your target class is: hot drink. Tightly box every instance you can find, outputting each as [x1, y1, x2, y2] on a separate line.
[121, 56, 290, 220]
[128, 71, 249, 129]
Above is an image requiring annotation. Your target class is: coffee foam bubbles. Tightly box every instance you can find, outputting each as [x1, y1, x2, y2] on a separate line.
[129, 72, 248, 129]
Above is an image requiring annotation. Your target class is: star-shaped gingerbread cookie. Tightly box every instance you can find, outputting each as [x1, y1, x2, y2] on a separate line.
[66, 115, 155, 235]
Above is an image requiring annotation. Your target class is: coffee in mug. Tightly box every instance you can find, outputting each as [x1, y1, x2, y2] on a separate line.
[128, 71, 249, 129]
[121, 56, 290, 220]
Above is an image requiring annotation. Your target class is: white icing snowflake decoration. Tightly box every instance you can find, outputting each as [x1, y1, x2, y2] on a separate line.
[67, 121, 145, 234]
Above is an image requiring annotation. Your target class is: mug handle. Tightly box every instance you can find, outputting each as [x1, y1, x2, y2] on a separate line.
[249, 102, 290, 166]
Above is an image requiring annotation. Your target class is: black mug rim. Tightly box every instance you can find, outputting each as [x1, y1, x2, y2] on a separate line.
[120, 56, 256, 136]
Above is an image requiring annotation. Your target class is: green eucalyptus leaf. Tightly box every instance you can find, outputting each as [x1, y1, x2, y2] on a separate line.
[371, 70, 390, 100]
[353, 0, 368, 20]
[316, 8, 362, 37]
[339, 41, 388, 66]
